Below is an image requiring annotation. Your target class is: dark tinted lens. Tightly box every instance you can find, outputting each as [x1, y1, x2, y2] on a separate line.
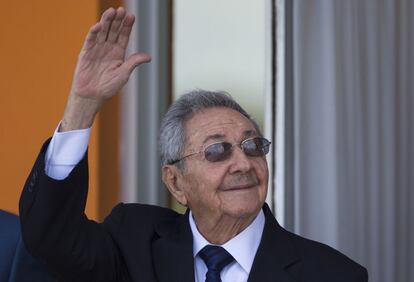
[242, 138, 270, 156]
[204, 142, 233, 162]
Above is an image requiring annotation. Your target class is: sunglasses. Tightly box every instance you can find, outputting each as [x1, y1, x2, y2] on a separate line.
[170, 137, 271, 164]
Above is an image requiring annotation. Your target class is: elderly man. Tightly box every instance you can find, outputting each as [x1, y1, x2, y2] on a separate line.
[20, 7, 367, 282]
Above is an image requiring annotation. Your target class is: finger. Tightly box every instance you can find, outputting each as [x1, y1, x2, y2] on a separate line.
[121, 52, 152, 76]
[82, 22, 102, 50]
[117, 13, 135, 49]
[107, 7, 126, 42]
[97, 8, 116, 43]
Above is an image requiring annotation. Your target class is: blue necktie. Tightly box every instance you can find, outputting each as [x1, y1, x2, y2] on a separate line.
[199, 245, 235, 282]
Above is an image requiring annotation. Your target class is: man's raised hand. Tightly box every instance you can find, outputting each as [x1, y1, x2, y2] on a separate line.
[61, 7, 151, 131]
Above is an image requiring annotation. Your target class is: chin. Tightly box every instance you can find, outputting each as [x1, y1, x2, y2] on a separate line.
[224, 200, 263, 220]
[223, 190, 264, 216]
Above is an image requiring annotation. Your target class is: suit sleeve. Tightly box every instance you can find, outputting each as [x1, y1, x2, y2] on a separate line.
[358, 267, 369, 282]
[19, 139, 127, 281]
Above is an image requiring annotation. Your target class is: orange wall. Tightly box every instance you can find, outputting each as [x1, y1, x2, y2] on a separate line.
[0, 2, 100, 219]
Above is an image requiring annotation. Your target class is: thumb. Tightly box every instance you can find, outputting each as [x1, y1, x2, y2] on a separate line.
[122, 52, 152, 76]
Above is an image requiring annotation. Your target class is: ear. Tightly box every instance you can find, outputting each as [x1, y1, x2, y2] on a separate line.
[162, 165, 188, 206]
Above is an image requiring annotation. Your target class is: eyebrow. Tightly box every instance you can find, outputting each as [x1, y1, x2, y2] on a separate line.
[202, 129, 258, 145]
[202, 134, 225, 145]
[244, 129, 258, 138]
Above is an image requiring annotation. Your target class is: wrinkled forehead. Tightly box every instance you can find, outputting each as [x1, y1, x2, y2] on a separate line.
[183, 107, 259, 148]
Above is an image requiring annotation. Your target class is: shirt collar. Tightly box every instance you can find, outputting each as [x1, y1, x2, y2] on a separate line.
[189, 209, 265, 274]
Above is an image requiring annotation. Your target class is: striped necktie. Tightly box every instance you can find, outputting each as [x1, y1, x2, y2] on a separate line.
[199, 245, 235, 282]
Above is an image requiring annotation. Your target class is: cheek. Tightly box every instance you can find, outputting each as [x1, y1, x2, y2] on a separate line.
[261, 163, 269, 183]
[254, 158, 269, 180]
[254, 159, 269, 200]
[185, 169, 225, 205]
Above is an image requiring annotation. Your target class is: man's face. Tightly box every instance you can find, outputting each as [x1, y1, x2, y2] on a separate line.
[175, 107, 269, 223]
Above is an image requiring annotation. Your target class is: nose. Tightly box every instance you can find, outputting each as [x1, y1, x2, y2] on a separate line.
[228, 145, 253, 174]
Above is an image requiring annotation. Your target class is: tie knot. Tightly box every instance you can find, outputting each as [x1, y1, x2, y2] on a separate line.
[199, 245, 234, 274]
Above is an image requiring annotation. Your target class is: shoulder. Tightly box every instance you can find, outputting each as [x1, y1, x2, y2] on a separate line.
[261, 205, 368, 281]
[118, 203, 179, 221]
[283, 230, 368, 281]
[103, 203, 182, 232]
[290, 231, 366, 270]
[0, 209, 19, 227]
[0, 210, 20, 261]
[0, 210, 20, 244]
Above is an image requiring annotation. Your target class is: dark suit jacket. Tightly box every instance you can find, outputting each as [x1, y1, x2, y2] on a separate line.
[19, 140, 368, 282]
[0, 210, 55, 282]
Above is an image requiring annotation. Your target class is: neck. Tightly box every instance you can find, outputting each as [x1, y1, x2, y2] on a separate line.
[191, 212, 258, 245]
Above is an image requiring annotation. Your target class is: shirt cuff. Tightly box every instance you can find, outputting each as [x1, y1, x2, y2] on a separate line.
[45, 122, 91, 180]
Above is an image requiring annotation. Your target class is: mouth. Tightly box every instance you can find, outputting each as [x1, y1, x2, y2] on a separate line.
[221, 183, 257, 191]
[220, 174, 260, 192]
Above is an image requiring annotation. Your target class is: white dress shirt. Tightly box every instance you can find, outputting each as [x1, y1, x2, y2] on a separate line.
[45, 123, 266, 281]
[45, 123, 91, 180]
[189, 210, 265, 282]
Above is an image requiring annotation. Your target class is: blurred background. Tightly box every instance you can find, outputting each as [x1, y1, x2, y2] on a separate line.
[0, 1, 412, 281]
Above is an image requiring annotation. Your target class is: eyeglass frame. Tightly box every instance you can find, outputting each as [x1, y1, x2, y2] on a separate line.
[168, 137, 271, 165]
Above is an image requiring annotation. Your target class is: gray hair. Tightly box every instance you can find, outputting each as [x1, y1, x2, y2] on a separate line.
[159, 89, 261, 168]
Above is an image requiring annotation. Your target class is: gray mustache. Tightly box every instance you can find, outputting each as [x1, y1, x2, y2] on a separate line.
[222, 173, 259, 189]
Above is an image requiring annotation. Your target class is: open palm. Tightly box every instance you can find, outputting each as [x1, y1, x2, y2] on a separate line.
[71, 7, 151, 101]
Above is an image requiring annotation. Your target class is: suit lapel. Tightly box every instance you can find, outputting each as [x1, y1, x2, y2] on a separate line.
[247, 204, 300, 282]
[151, 205, 301, 282]
[152, 210, 195, 282]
